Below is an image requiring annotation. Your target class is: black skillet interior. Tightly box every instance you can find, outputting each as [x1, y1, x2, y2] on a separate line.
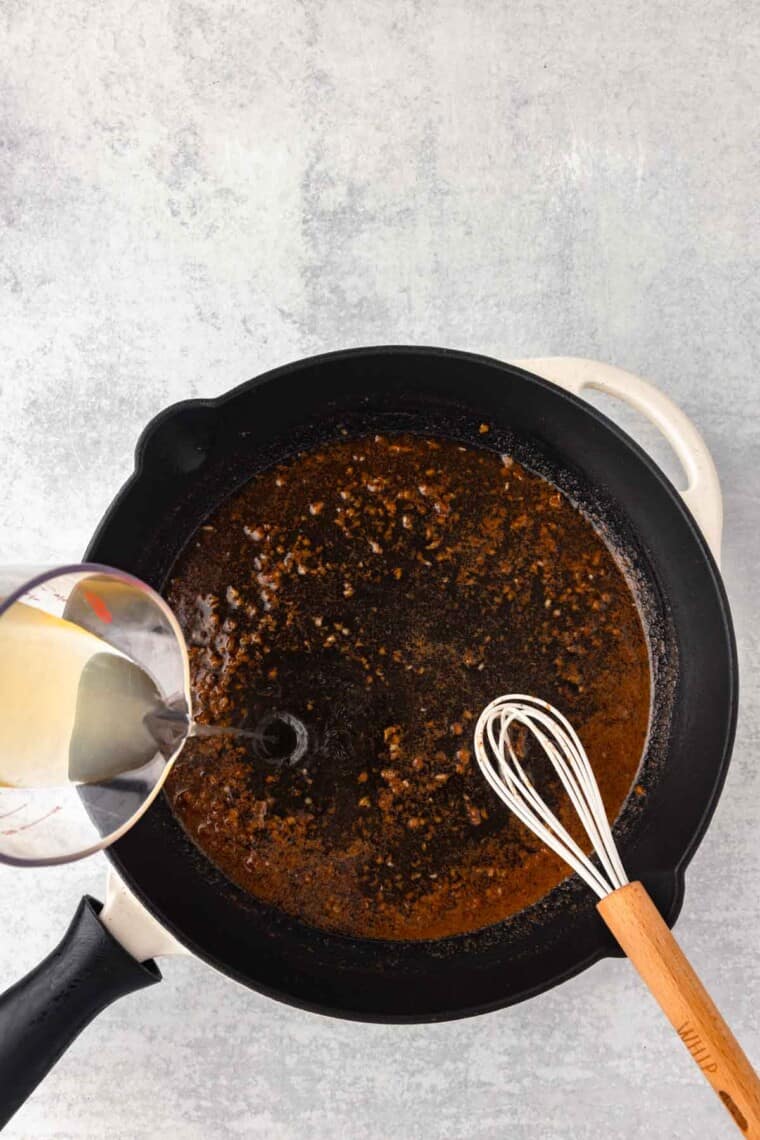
[86, 347, 737, 1022]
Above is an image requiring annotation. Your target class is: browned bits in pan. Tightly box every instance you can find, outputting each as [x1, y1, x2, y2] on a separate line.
[166, 433, 650, 941]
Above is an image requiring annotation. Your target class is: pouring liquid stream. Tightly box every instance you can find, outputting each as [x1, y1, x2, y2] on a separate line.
[0, 602, 264, 792]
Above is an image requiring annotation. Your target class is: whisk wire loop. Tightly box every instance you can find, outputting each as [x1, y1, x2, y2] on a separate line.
[474, 694, 628, 899]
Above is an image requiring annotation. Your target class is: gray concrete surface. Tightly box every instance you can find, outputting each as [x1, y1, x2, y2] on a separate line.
[1, 1, 759, 1136]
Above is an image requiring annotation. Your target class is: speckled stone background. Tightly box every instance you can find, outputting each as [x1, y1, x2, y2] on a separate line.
[2, 1, 759, 1136]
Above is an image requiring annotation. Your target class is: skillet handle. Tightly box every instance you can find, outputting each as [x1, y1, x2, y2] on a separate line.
[512, 356, 723, 564]
[0, 895, 160, 1130]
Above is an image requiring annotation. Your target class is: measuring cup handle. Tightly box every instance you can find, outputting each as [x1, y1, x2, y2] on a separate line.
[0, 895, 160, 1129]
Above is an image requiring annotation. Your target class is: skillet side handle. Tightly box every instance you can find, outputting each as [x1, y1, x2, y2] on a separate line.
[511, 357, 723, 565]
[599, 882, 760, 1136]
[0, 896, 160, 1130]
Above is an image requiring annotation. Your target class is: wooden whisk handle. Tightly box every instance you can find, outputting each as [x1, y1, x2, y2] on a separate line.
[598, 882, 760, 1135]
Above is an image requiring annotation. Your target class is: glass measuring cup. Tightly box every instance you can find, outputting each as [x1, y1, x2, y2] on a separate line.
[0, 564, 190, 866]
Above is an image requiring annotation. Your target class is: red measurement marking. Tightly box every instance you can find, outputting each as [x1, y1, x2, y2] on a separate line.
[1, 804, 61, 836]
[0, 802, 28, 820]
[82, 589, 112, 624]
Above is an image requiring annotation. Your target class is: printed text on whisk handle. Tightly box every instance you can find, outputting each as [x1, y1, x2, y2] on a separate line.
[678, 1020, 717, 1073]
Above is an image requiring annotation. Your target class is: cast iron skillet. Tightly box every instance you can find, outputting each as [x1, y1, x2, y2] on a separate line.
[0, 348, 738, 1126]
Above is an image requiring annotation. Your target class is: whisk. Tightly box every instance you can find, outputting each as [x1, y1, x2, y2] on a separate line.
[474, 694, 760, 1136]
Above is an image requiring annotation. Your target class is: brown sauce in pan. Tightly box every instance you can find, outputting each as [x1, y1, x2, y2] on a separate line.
[165, 433, 651, 940]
